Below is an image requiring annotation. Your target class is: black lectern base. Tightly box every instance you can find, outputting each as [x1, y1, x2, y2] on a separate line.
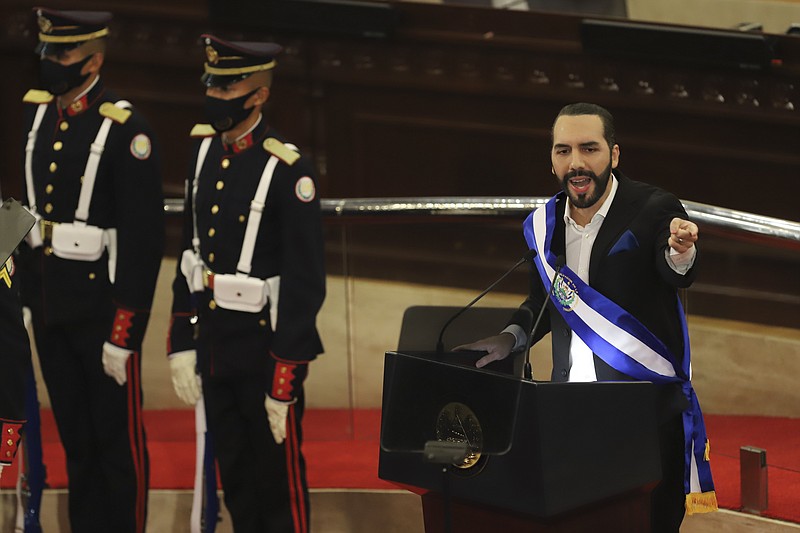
[421, 485, 654, 533]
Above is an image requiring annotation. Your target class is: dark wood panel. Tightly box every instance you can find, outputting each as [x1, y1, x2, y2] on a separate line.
[3, 0, 799, 211]
[2, 0, 798, 329]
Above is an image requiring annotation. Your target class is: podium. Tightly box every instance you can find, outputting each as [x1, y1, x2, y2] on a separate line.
[378, 350, 661, 532]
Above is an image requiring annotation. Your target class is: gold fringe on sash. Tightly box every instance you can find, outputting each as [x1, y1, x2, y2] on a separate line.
[685, 491, 718, 515]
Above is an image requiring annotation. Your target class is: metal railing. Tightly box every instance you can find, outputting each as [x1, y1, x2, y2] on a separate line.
[164, 196, 800, 243]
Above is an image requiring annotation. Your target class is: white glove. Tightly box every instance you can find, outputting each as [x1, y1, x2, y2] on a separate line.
[102, 342, 133, 386]
[265, 395, 292, 445]
[169, 350, 201, 406]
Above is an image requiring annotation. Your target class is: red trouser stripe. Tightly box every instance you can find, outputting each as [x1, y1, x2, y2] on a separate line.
[126, 353, 146, 533]
[285, 406, 308, 533]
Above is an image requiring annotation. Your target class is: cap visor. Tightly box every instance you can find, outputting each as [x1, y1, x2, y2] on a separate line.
[201, 72, 252, 88]
[35, 40, 80, 57]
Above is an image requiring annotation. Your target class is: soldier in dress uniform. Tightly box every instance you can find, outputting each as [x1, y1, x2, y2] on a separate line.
[0, 255, 30, 479]
[18, 8, 164, 532]
[168, 34, 325, 533]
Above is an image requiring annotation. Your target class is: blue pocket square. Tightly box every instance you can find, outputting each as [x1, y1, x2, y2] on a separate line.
[609, 230, 639, 256]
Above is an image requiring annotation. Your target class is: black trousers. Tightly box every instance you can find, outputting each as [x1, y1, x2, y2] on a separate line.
[32, 315, 148, 533]
[651, 414, 687, 533]
[203, 373, 309, 533]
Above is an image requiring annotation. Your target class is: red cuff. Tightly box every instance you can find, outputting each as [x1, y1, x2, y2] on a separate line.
[270, 361, 311, 402]
[110, 308, 135, 347]
[271, 362, 299, 401]
[0, 420, 24, 466]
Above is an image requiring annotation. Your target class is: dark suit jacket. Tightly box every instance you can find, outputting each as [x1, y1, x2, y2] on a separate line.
[510, 172, 697, 419]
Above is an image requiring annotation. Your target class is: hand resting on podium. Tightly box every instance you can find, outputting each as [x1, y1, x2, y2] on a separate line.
[453, 332, 516, 369]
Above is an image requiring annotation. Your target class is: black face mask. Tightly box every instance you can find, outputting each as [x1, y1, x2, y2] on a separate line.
[204, 90, 258, 133]
[39, 55, 93, 96]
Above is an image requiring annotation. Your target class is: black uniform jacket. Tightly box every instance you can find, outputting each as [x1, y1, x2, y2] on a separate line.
[19, 80, 164, 351]
[0, 256, 30, 465]
[169, 119, 325, 379]
[509, 172, 697, 418]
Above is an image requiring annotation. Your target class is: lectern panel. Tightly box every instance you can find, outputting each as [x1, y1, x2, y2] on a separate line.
[379, 351, 661, 517]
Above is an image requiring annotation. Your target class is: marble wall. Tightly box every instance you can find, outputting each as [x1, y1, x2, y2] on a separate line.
[627, 0, 800, 35]
[27, 259, 800, 418]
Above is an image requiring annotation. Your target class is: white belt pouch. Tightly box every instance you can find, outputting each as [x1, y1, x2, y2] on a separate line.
[213, 274, 270, 313]
[50, 223, 105, 261]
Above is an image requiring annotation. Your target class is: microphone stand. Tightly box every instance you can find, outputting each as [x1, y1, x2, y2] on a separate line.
[522, 255, 566, 381]
[442, 464, 452, 533]
[423, 440, 470, 533]
[435, 250, 537, 353]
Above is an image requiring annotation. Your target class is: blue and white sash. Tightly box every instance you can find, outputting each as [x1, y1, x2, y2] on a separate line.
[524, 193, 717, 514]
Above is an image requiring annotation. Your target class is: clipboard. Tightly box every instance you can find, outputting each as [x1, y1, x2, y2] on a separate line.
[0, 198, 36, 265]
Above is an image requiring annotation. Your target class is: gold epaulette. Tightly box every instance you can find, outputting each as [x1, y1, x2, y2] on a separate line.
[190, 124, 217, 138]
[23, 89, 54, 104]
[99, 102, 132, 124]
[0, 260, 12, 289]
[263, 138, 300, 166]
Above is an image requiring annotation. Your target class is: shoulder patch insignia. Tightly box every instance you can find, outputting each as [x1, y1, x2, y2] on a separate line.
[190, 124, 217, 138]
[263, 138, 300, 166]
[23, 89, 53, 104]
[99, 102, 132, 124]
[295, 176, 316, 203]
[130, 134, 152, 160]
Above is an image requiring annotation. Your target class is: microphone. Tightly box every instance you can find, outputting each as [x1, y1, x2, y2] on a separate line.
[435, 249, 537, 354]
[522, 255, 566, 381]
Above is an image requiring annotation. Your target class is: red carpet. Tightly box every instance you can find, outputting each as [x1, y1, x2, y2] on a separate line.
[1, 411, 797, 523]
[704, 415, 800, 523]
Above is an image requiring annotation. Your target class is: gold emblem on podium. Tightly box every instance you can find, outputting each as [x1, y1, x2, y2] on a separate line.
[435, 402, 483, 469]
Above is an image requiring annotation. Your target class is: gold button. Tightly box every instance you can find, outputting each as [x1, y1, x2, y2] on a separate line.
[216, 181, 224, 190]
[113, 334, 119, 341]
[89, 273, 96, 280]
[5, 451, 11, 458]
[53, 141, 63, 151]
[277, 388, 284, 395]
[211, 205, 219, 214]
[209, 300, 217, 310]
[115, 325, 122, 331]
[45, 184, 54, 194]
[279, 378, 285, 385]
[238, 215, 245, 223]
[208, 252, 215, 263]
[208, 228, 216, 237]
[44, 203, 53, 214]
[6, 428, 13, 435]
[259, 319, 267, 327]
[60, 121, 69, 131]
[6, 439, 12, 446]
[280, 367, 288, 374]
[49, 162, 57, 173]
[44, 246, 53, 256]
[221, 159, 230, 169]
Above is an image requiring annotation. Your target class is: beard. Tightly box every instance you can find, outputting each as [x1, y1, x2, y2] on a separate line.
[560, 160, 613, 209]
